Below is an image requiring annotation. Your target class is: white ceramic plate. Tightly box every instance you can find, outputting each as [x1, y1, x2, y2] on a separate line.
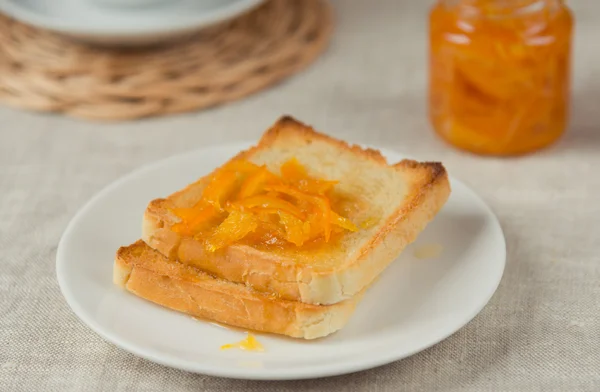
[56, 143, 506, 380]
[0, 0, 264, 45]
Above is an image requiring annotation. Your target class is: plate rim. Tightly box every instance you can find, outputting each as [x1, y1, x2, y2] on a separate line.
[56, 142, 507, 380]
[0, 0, 264, 37]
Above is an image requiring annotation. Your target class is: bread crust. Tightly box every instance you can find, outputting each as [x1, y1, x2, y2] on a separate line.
[115, 241, 362, 339]
[142, 116, 451, 305]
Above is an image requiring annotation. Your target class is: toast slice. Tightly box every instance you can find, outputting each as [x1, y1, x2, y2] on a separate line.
[115, 241, 363, 339]
[142, 116, 451, 305]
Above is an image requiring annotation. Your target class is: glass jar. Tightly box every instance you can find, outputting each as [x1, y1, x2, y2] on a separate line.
[428, 0, 573, 156]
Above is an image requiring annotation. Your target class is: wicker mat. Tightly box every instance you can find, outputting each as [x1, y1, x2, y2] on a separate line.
[0, 0, 332, 120]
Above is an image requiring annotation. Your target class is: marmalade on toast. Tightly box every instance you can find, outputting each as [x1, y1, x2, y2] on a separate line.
[168, 158, 360, 252]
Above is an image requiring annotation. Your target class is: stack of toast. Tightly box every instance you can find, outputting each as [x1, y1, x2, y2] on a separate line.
[113, 116, 451, 339]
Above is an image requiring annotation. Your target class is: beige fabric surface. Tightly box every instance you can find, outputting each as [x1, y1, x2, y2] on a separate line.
[1, 1, 599, 391]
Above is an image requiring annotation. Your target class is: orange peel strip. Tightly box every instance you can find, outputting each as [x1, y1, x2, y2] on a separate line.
[239, 195, 305, 220]
[205, 210, 258, 252]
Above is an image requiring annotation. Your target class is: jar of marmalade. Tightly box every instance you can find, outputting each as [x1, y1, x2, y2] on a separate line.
[428, 0, 573, 155]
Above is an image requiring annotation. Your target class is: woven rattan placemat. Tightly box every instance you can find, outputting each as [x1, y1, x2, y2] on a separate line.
[0, 0, 332, 120]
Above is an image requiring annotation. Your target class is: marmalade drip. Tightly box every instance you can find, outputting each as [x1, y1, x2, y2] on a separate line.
[220, 333, 265, 352]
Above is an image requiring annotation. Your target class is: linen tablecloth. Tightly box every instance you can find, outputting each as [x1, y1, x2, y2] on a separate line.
[1, 1, 599, 390]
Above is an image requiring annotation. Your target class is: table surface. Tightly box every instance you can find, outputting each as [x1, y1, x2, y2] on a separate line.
[1, 1, 599, 391]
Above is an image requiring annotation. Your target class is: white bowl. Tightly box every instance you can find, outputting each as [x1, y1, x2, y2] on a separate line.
[92, 0, 172, 8]
[0, 0, 265, 46]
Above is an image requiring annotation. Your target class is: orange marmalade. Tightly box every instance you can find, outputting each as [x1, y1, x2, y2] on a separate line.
[429, 0, 573, 155]
[220, 333, 264, 352]
[168, 159, 359, 252]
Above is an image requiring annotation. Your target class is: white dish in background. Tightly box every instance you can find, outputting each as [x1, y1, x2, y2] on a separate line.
[93, 0, 172, 8]
[56, 143, 506, 380]
[0, 0, 264, 46]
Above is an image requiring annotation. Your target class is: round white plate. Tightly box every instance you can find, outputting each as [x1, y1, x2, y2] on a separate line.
[0, 0, 264, 45]
[56, 143, 506, 380]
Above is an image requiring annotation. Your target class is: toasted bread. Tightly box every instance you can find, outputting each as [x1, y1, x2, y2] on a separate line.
[142, 116, 451, 305]
[115, 241, 363, 339]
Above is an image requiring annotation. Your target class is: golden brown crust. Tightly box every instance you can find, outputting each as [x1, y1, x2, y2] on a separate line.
[115, 241, 362, 339]
[141, 116, 451, 305]
[260, 116, 390, 165]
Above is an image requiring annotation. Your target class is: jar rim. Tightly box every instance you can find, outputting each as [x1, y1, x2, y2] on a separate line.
[442, 0, 561, 16]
